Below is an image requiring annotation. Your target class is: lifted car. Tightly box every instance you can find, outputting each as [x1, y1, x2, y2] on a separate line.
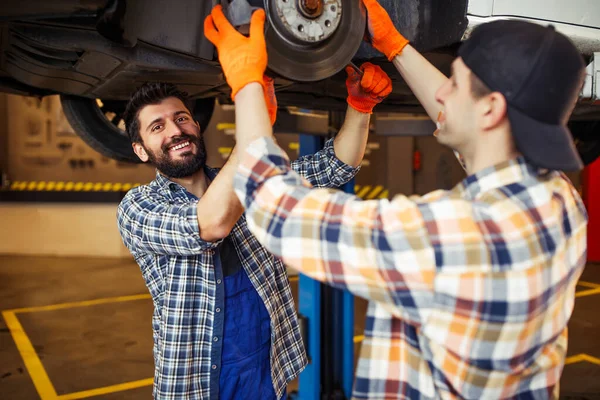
[0, 0, 598, 164]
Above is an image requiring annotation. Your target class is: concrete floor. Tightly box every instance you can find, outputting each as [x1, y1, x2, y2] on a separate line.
[0, 255, 598, 399]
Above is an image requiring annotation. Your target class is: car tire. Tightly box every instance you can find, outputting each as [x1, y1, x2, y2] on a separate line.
[60, 95, 216, 163]
[570, 120, 600, 166]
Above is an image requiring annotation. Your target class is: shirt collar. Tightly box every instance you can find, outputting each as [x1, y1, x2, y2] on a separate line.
[153, 166, 218, 198]
[456, 156, 546, 199]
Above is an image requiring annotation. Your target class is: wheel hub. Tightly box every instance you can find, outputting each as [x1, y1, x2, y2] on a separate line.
[271, 0, 342, 44]
[265, 0, 365, 82]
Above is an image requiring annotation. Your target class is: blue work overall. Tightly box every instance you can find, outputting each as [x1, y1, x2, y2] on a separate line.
[218, 236, 286, 400]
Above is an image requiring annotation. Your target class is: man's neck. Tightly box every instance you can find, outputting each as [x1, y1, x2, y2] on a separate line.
[168, 168, 209, 198]
[461, 128, 520, 175]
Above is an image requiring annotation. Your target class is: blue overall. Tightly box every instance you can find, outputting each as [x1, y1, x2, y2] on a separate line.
[217, 236, 286, 400]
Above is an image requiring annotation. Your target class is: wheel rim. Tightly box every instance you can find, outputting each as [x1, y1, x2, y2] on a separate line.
[265, 0, 366, 81]
[96, 99, 128, 135]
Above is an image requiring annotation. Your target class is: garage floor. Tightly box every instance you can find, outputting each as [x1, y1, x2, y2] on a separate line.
[0, 255, 598, 399]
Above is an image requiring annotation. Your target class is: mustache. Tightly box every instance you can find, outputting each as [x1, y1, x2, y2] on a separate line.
[162, 132, 197, 152]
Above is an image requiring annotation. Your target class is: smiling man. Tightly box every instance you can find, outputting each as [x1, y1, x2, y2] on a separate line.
[115, 7, 394, 397]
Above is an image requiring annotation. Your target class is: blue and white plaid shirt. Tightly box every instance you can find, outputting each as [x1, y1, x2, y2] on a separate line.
[117, 138, 359, 399]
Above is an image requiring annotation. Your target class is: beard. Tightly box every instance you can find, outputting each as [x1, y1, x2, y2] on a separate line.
[145, 132, 207, 178]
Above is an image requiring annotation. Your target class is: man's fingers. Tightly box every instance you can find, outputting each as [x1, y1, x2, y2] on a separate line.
[371, 75, 389, 95]
[250, 9, 266, 41]
[360, 66, 375, 91]
[345, 66, 361, 82]
[210, 5, 236, 35]
[204, 15, 220, 45]
[379, 83, 392, 98]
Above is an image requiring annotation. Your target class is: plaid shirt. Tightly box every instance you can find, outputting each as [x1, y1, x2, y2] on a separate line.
[234, 137, 588, 399]
[117, 138, 359, 399]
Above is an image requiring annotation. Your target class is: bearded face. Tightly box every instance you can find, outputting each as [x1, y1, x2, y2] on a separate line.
[133, 97, 208, 178]
[143, 131, 207, 178]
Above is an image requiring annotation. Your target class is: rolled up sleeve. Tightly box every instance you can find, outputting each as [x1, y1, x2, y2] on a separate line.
[117, 187, 215, 256]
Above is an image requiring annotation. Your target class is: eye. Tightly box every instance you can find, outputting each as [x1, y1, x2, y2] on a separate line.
[151, 124, 163, 132]
[176, 116, 189, 123]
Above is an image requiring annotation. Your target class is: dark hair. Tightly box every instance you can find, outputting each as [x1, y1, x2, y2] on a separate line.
[469, 71, 492, 99]
[123, 82, 191, 143]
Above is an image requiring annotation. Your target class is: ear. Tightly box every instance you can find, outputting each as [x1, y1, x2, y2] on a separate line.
[479, 92, 508, 131]
[132, 142, 149, 162]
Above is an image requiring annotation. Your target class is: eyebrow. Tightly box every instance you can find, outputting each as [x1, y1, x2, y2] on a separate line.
[145, 110, 192, 132]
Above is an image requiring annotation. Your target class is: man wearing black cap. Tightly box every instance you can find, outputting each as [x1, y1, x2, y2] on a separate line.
[224, 0, 589, 398]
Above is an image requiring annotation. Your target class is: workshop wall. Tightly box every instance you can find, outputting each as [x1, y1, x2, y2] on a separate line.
[0, 94, 156, 184]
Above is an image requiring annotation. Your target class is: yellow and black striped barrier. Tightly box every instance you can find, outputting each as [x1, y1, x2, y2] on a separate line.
[1, 181, 144, 203]
[354, 185, 389, 200]
[2, 180, 390, 202]
[7, 181, 142, 192]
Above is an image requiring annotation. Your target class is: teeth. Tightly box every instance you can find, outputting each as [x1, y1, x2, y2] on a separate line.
[171, 141, 190, 151]
[436, 122, 441, 129]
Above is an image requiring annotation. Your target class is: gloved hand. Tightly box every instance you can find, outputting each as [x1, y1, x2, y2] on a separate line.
[204, 5, 267, 99]
[362, 0, 409, 60]
[346, 62, 392, 114]
[263, 75, 277, 126]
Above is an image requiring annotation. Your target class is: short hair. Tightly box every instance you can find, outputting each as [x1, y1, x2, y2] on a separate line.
[469, 71, 492, 99]
[123, 82, 190, 143]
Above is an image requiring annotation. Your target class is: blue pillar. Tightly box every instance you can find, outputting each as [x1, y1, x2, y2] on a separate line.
[295, 135, 355, 400]
[297, 134, 324, 400]
[339, 180, 355, 399]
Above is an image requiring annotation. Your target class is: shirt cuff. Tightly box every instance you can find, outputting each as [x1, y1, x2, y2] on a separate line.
[234, 137, 305, 210]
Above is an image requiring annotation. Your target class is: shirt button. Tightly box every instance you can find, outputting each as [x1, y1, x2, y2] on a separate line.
[213, 336, 219, 342]
[212, 365, 217, 370]
[216, 308, 221, 313]
[217, 279, 222, 284]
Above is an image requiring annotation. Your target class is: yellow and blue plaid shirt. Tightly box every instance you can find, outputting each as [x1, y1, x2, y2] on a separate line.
[117, 138, 359, 399]
[234, 137, 588, 399]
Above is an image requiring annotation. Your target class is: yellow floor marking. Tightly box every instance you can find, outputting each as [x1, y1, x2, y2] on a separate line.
[354, 335, 364, 344]
[3, 294, 153, 399]
[577, 280, 600, 289]
[57, 378, 154, 400]
[576, 288, 600, 298]
[2, 311, 58, 399]
[6, 294, 151, 314]
[575, 281, 600, 298]
[378, 189, 389, 199]
[565, 353, 600, 366]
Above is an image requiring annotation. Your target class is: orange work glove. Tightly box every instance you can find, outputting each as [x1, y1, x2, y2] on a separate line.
[346, 62, 392, 114]
[263, 75, 277, 126]
[362, 0, 409, 60]
[204, 5, 267, 99]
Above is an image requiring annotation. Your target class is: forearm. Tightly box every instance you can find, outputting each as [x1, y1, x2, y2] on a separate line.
[333, 106, 370, 168]
[234, 82, 273, 150]
[196, 148, 244, 241]
[392, 45, 449, 122]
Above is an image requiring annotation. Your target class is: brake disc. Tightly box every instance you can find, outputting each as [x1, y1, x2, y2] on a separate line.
[265, 0, 366, 82]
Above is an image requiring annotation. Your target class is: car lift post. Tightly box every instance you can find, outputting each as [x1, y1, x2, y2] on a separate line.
[274, 110, 355, 400]
[297, 134, 355, 400]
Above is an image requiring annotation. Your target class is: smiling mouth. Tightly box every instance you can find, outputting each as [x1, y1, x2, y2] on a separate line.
[168, 141, 191, 152]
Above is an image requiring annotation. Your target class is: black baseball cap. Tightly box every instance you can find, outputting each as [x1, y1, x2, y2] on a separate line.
[458, 20, 586, 171]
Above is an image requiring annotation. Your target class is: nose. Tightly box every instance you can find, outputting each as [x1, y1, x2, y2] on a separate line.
[164, 119, 182, 138]
[435, 79, 450, 105]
